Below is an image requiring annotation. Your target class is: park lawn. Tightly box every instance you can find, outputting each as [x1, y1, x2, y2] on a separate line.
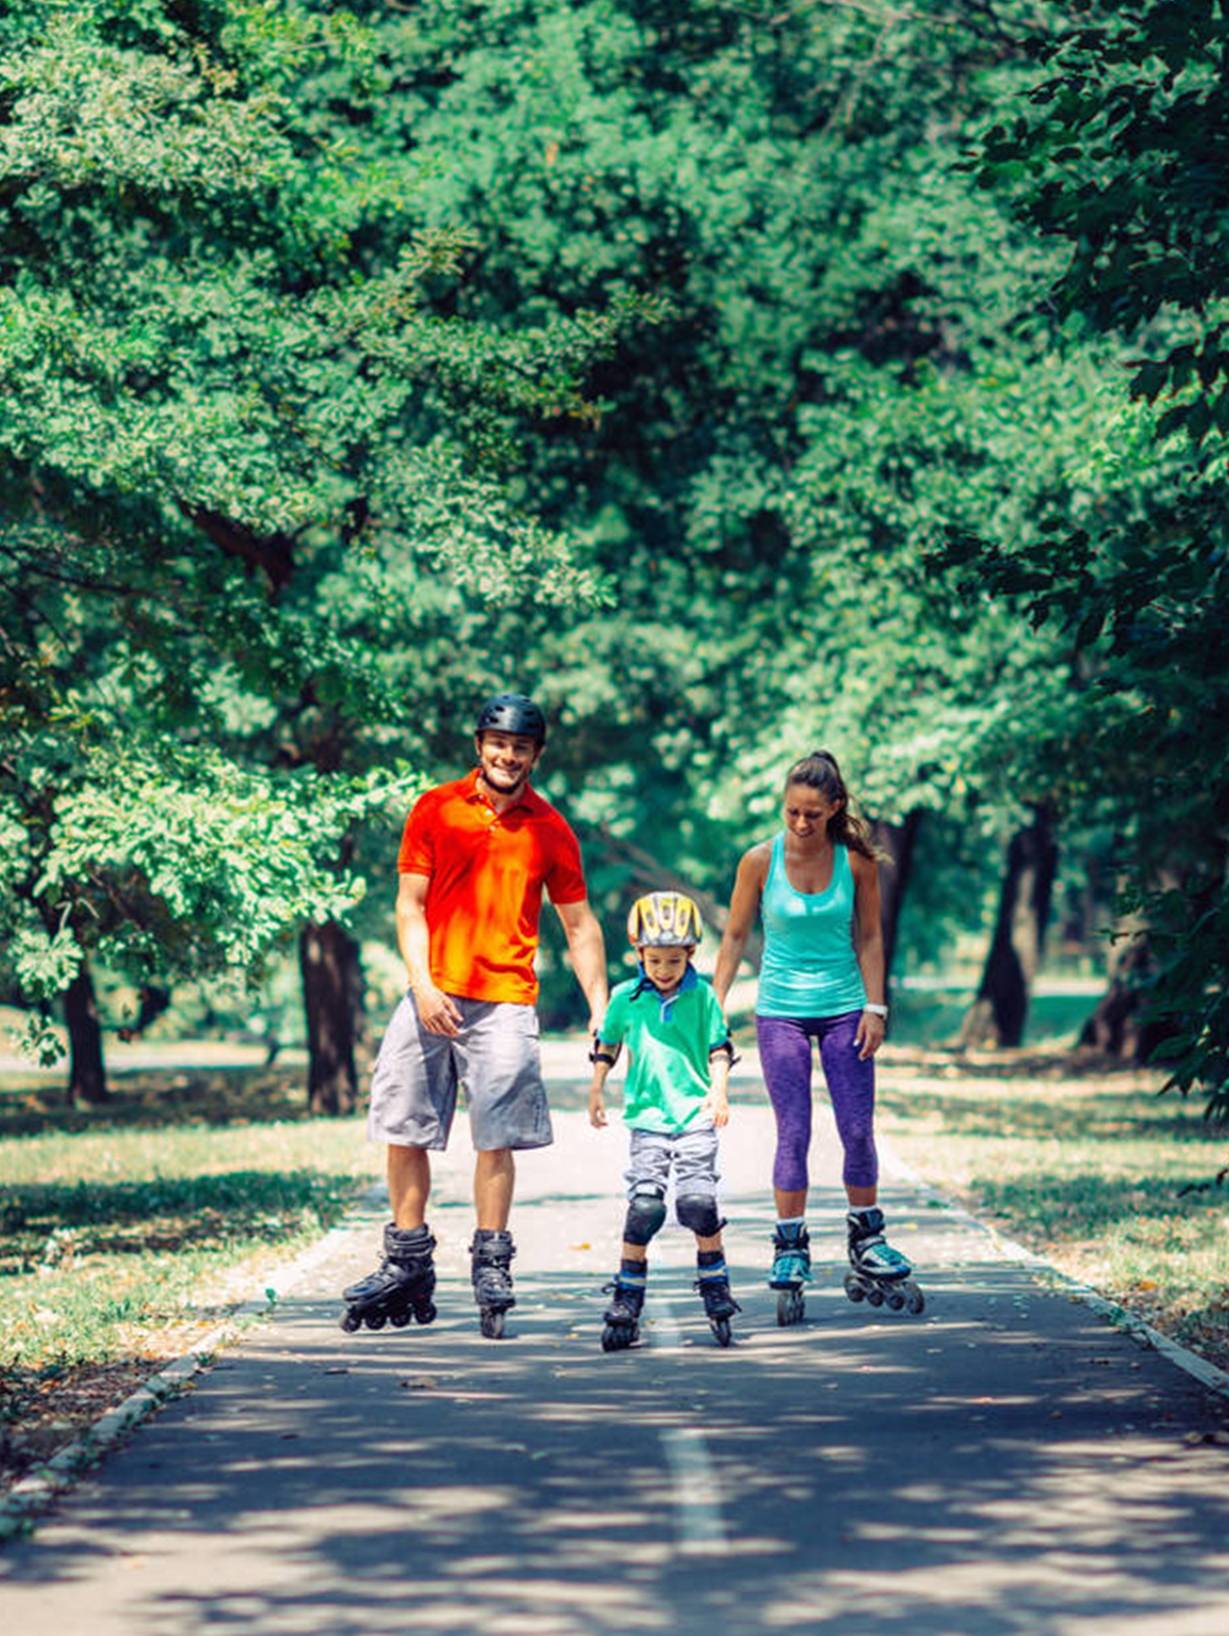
[876, 1047, 1229, 1374]
[0, 1068, 370, 1492]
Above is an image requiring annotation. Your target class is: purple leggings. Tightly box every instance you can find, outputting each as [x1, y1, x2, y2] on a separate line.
[755, 1011, 877, 1193]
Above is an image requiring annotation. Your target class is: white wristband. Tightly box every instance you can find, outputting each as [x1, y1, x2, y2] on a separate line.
[864, 1002, 888, 1018]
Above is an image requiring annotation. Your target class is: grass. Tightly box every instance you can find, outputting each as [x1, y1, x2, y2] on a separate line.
[875, 1045, 1229, 1373]
[0, 1068, 370, 1489]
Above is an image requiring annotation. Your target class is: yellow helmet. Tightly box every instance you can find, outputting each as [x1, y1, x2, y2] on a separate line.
[626, 891, 703, 949]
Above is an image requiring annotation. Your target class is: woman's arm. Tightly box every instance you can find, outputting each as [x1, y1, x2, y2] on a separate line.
[850, 851, 887, 1059]
[712, 846, 768, 1009]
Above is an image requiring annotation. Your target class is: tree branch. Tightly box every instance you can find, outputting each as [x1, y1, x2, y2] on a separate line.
[182, 505, 295, 594]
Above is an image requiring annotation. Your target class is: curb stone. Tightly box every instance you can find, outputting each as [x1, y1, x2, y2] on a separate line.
[881, 1139, 1229, 1403]
[0, 1182, 386, 1543]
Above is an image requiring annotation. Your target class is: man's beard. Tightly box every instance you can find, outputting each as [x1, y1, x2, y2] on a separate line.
[481, 764, 526, 794]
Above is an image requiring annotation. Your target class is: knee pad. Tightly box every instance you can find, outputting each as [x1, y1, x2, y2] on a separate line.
[676, 1194, 725, 1237]
[622, 1190, 667, 1246]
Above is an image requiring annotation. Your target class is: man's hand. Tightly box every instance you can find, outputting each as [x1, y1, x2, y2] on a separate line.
[588, 1085, 608, 1129]
[414, 984, 462, 1037]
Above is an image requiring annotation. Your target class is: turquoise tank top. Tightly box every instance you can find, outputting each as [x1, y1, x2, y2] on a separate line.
[756, 835, 867, 1019]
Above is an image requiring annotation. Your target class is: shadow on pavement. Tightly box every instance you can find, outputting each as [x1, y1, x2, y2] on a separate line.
[4, 1179, 1229, 1636]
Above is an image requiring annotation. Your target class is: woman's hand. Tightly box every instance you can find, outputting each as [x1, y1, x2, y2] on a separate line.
[854, 1009, 886, 1060]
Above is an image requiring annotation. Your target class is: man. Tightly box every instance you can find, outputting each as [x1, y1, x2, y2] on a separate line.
[341, 693, 608, 1338]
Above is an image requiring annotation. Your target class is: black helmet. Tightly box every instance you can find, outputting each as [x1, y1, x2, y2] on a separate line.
[475, 693, 547, 744]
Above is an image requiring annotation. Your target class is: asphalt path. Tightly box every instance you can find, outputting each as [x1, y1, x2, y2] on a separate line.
[3, 1055, 1229, 1635]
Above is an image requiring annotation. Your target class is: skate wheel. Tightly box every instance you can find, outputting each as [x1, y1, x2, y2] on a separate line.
[844, 1272, 865, 1303]
[886, 1287, 906, 1312]
[866, 1285, 885, 1308]
[390, 1308, 411, 1327]
[777, 1289, 805, 1327]
[340, 1310, 361, 1333]
[365, 1311, 387, 1330]
[480, 1308, 506, 1340]
[414, 1301, 437, 1326]
[601, 1323, 632, 1353]
[905, 1283, 925, 1316]
[711, 1318, 732, 1348]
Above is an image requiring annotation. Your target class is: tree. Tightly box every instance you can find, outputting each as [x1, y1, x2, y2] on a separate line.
[379, 0, 1110, 974]
[0, 1, 643, 1097]
[963, 0, 1229, 1110]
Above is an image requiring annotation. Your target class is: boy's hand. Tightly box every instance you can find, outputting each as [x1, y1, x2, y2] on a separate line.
[588, 1086, 607, 1129]
[706, 1093, 730, 1130]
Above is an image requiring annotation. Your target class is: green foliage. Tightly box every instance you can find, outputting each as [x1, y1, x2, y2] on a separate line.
[380, 0, 1105, 885]
[0, 0, 643, 1053]
[964, 0, 1229, 1116]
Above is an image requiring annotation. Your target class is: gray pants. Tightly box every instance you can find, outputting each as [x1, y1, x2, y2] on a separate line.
[367, 992, 552, 1152]
[625, 1126, 720, 1203]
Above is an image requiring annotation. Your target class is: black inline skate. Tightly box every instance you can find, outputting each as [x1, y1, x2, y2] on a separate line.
[340, 1222, 437, 1332]
[843, 1207, 924, 1315]
[471, 1228, 516, 1339]
[769, 1222, 811, 1327]
[600, 1262, 646, 1353]
[695, 1252, 740, 1347]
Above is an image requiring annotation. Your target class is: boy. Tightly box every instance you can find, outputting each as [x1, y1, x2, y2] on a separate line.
[588, 891, 740, 1349]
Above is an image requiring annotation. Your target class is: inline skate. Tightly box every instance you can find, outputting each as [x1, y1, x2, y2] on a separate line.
[340, 1222, 437, 1332]
[695, 1252, 741, 1347]
[843, 1207, 924, 1315]
[769, 1222, 811, 1327]
[471, 1228, 516, 1339]
[600, 1262, 646, 1352]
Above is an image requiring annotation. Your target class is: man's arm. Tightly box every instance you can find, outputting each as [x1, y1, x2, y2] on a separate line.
[396, 873, 461, 1036]
[553, 897, 609, 1035]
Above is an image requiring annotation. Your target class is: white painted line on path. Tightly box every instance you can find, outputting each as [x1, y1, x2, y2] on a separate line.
[661, 1426, 728, 1557]
[648, 1296, 728, 1557]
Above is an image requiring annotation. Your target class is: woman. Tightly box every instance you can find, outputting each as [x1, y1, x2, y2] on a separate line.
[713, 750, 920, 1318]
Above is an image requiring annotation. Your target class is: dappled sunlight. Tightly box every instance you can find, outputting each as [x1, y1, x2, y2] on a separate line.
[4, 1106, 1229, 1634]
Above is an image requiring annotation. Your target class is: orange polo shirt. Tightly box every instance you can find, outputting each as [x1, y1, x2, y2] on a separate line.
[397, 770, 587, 1004]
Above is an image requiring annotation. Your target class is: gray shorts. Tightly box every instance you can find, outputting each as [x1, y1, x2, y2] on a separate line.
[625, 1126, 720, 1201]
[367, 993, 552, 1153]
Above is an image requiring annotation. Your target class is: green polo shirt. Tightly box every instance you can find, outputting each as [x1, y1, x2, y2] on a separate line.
[599, 967, 731, 1134]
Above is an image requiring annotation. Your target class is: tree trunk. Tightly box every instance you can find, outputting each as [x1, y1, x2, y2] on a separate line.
[1078, 920, 1153, 1057]
[961, 804, 1058, 1049]
[1077, 878, 1183, 1065]
[869, 809, 924, 1002]
[301, 920, 363, 1115]
[64, 961, 108, 1105]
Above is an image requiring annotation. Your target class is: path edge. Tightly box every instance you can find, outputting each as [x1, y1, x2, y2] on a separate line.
[881, 1140, 1229, 1402]
[0, 1181, 385, 1544]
